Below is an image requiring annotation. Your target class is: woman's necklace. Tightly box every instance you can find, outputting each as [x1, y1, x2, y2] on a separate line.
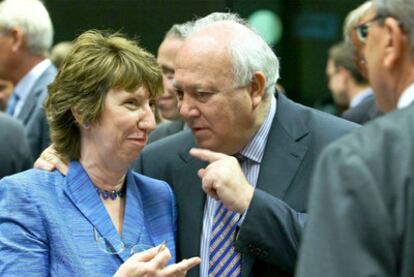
[94, 184, 126, 200]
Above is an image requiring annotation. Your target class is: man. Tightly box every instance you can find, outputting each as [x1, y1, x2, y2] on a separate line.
[297, 0, 414, 276]
[0, 0, 57, 159]
[134, 13, 357, 276]
[340, 1, 382, 124]
[149, 23, 192, 143]
[326, 42, 379, 124]
[0, 113, 32, 179]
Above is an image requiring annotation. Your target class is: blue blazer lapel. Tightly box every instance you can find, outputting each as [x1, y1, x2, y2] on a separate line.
[122, 171, 149, 248]
[63, 161, 130, 262]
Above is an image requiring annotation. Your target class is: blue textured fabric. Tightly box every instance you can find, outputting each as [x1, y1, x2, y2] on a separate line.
[0, 161, 177, 276]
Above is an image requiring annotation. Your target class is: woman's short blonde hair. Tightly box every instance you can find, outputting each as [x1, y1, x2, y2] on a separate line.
[45, 30, 163, 161]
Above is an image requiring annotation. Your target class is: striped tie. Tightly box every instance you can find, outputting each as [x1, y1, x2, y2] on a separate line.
[208, 202, 241, 277]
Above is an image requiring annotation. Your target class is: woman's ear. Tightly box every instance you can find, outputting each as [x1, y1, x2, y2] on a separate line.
[250, 72, 266, 109]
[70, 108, 84, 126]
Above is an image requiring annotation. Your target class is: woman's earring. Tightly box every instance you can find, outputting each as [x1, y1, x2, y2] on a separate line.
[82, 122, 89, 129]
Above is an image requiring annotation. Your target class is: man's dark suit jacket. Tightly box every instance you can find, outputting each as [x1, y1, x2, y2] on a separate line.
[148, 119, 185, 144]
[23, 63, 57, 159]
[0, 113, 32, 179]
[342, 93, 382, 124]
[133, 93, 358, 276]
[297, 104, 414, 277]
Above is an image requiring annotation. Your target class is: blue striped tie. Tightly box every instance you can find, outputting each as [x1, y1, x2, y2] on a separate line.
[208, 202, 241, 277]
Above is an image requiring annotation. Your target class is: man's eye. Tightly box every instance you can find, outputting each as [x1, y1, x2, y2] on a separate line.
[176, 90, 184, 100]
[195, 91, 212, 99]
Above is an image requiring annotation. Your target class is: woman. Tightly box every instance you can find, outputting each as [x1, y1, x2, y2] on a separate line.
[0, 30, 199, 276]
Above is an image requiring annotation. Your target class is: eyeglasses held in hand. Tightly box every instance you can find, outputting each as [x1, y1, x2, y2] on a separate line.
[93, 228, 165, 255]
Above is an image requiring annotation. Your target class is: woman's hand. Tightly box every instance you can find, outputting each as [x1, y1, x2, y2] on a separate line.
[114, 246, 200, 277]
[33, 144, 69, 175]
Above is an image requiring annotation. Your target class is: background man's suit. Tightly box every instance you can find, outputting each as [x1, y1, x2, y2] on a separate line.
[297, 104, 414, 277]
[23, 63, 57, 159]
[148, 119, 186, 144]
[342, 93, 382, 124]
[0, 113, 32, 179]
[134, 93, 358, 276]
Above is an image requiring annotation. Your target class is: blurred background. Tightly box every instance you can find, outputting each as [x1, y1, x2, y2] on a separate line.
[44, 0, 365, 109]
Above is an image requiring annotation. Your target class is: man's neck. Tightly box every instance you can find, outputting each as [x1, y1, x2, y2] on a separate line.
[11, 54, 45, 85]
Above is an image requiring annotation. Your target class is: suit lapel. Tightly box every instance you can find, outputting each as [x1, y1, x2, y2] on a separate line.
[240, 94, 309, 276]
[121, 171, 150, 252]
[63, 161, 130, 262]
[173, 144, 207, 264]
[256, 93, 309, 199]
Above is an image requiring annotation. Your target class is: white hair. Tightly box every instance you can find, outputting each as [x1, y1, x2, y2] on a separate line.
[375, 0, 414, 53]
[187, 12, 279, 97]
[0, 0, 53, 56]
[343, 1, 372, 49]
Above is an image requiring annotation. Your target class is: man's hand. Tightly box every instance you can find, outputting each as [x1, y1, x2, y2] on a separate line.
[33, 145, 69, 175]
[114, 245, 201, 277]
[189, 148, 254, 213]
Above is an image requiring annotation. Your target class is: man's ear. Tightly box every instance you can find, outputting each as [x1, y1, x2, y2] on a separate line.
[383, 17, 407, 69]
[9, 27, 25, 52]
[250, 71, 266, 109]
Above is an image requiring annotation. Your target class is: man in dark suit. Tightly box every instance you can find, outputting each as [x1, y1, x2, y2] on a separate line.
[326, 41, 381, 124]
[149, 23, 191, 143]
[134, 13, 358, 277]
[297, 0, 414, 276]
[0, 0, 57, 159]
[0, 113, 32, 179]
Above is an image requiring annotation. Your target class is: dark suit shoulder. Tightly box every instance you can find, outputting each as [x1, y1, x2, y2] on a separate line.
[0, 113, 32, 178]
[148, 120, 185, 144]
[342, 94, 382, 124]
[276, 93, 359, 143]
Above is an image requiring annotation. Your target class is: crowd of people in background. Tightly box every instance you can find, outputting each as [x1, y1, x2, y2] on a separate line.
[0, 0, 414, 276]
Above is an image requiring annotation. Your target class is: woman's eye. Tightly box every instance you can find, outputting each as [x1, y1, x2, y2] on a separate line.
[125, 100, 139, 108]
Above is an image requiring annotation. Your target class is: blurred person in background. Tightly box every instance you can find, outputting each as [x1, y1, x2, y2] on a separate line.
[50, 40, 73, 69]
[326, 42, 379, 124]
[0, 0, 57, 159]
[148, 22, 193, 143]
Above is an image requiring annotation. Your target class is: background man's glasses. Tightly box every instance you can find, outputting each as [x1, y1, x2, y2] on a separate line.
[354, 14, 386, 43]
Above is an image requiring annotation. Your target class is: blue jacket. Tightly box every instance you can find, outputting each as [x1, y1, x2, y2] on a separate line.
[0, 161, 177, 276]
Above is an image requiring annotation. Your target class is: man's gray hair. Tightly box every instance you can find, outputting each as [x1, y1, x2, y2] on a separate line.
[343, 1, 372, 51]
[186, 12, 279, 97]
[164, 21, 194, 40]
[0, 0, 53, 56]
[374, 0, 414, 52]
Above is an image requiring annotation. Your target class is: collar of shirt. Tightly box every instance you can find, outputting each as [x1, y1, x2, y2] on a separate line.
[349, 88, 373, 108]
[397, 82, 414, 109]
[239, 95, 277, 164]
[13, 59, 52, 116]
